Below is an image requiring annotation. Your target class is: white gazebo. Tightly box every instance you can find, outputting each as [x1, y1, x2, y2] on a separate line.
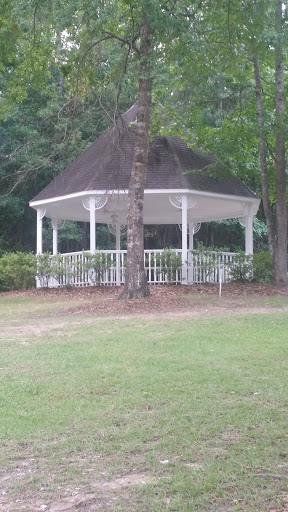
[30, 103, 260, 286]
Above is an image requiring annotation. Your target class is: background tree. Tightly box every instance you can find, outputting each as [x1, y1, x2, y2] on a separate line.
[0, 0, 287, 288]
[158, 0, 287, 285]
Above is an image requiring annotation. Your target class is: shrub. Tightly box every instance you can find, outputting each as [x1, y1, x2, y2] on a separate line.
[37, 253, 80, 287]
[51, 254, 76, 287]
[50, 253, 65, 285]
[229, 251, 272, 283]
[190, 244, 228, 283]
[84, 251, 113, 285]
[228, 253, 253, 282]
[146, 249, 182, 283]
[36, 252, 53, 287]
[159, 248, 182, 283]
[0, 252, 37, 291]
[252, 251, 272, 283]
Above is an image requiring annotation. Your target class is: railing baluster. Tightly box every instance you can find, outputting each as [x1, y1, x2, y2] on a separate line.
[43, 249, 239, 288]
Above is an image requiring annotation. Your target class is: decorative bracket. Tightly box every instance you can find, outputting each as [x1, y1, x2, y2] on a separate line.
[37, 208, 46, 220]
[238, 215, 254, 229]
[178, 222, 201, 235]
[107, 214, 127, 235]
[51, 218, 66, 230]
[108, 224, 127, 236]
[82, 195, 108, 211]
[169, 195, 197, 209]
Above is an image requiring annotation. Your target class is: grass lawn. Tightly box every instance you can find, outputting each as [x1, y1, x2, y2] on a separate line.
[0, 290, 288, 511]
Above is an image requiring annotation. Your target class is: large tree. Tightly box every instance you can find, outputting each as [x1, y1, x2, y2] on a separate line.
[210, 0, 287, 286]
[2, 0, 287, 289]
[120, 10, 152, 298]
[250, 0, 287, 285]
[0, 0, 193, 297]
[164, 0, 287, 286]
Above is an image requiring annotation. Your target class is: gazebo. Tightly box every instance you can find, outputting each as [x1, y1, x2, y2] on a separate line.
[29, 103, 260, 286]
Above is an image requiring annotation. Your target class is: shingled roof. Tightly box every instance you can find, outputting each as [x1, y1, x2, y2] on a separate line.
[31, 103, 257, 202]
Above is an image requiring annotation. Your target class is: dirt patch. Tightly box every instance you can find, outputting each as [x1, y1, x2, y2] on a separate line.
[0, 458, 37, 487]
[0, 323, 66, 337]
[44, 473, 152, 512]
[220, 428, 243, 442]
[0, 469, 153, 512]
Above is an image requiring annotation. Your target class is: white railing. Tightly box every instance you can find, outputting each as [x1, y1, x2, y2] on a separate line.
[145, 249, 182, 284]
[42, 249, 238, 288]
[48, 250, 127, 287]
[188, 250, 237, 284]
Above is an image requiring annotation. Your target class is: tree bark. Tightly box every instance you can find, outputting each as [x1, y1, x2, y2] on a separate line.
[120, 11, 152, 299]
[253, 26, 287, 286]
[274, 0, 287, 285]
[252, 55, 276, 266]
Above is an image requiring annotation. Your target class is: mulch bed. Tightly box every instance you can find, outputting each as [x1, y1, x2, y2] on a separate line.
[2, 282, 288, 316]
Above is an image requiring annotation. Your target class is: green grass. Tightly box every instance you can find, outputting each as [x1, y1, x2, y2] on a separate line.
[0, 294, 94, 330]
[1, 295, 288, 511]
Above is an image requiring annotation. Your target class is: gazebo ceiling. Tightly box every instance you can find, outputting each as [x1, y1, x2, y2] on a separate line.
[30, 103, 260, 224]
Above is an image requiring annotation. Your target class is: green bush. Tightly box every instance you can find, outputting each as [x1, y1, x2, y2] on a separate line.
[190, 244, 227, 282]
[159, 248, 182, 283]
[228, 251, 272, 283]
[0, 252, 37, 291]
[84, 251, 113, 285]
[51, 254, 76, 287]
[37, 253, 80, 287]
[228, 253, 253, 282]
[146, 249, 182, 283]
[252, 251, 272, 283]
[36, 252, 53, 287]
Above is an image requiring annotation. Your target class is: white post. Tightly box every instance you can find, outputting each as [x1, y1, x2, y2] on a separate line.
[115, 223, 121, 251]
[188, 222, 194, 251]
[245, 213, 253, 255]
[52, 219, 58, 255]
[89, 196, 96, 254]
[187, 221, 194, 284]
[36, 209, 43, 254]
[115, 223, 121, 286]
[182, 195, 188, 284]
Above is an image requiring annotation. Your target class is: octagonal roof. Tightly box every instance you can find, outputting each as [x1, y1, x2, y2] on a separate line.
[30, 103, 260, 225]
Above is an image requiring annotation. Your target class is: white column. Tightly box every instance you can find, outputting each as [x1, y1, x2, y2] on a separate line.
[115, 223, 121, 251]
[181, 195, 188, 284]
[89, 196, 96, 253]
[245, 213, 253, 255]
[188, 222, 194, 251]
[115, 223, 121, 286]
[52, 219, 58, 255]
[36, 209, 43, 254]
[187, 222, 193, 284]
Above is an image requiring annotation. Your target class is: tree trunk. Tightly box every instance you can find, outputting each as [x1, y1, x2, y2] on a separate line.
[274, 0, 287, 285]
[252, 56, 276, 268]
[120, 11, 152, 299]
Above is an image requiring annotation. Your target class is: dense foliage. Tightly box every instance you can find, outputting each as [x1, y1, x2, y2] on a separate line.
[0, 0, 287, 285]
